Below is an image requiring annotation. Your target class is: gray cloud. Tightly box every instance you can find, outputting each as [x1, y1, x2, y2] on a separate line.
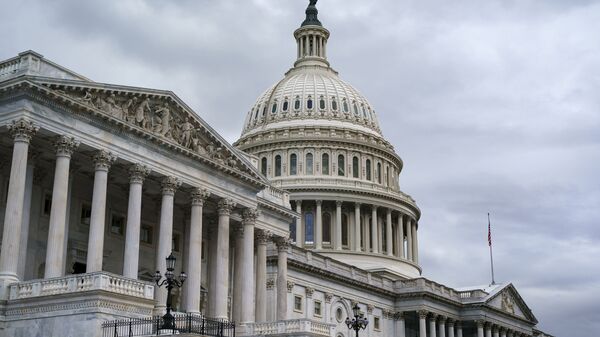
[2, 0, 599, 335]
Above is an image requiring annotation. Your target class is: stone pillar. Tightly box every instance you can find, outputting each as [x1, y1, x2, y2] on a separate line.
[386, 209, 393, 256]
[45, 135, 79, 278]
[335, 200, 342, 250]
[438, 316, 446, 337]
[500, 328, 507, 337]
[207, 225, 217, 317]
[255, 230, 270, 322]
[418, 310, 427, 337]
[371, 206, 378, 253]
[354, 203, 361, 251]
[295, 200, 302, 247]
[276, 237, 290, 321]
[448, 319, 455, 337]
[305, 287, 314, 319]
[0, 119, 38, 291]
[485, 323, 492, 337]
[413, 220, 419, 264]
[398, 214, 405, 258]
[241, 209, 258, 323]
[395, 312, 406, 337]
[477, 320, 485, 337]
[17, 156, 35, 280]
[86, 150, 116, 272]
[214, 198, 236, 319]
[406, 217, 413, 261]
[232, 224, 244, 323]
[492, 326, 500, 337]
[430, 314, 438, 337]
[315, 200, 322, 249]
[123, 164, 150, 279]
[184, 188, 209, 313]
[154, 176, 181, 312]
[456, 321, 463, 337]
[378, 217, 383, 254]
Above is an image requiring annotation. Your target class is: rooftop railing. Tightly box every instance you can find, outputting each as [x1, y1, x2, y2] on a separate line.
[102, 313, 235, 337]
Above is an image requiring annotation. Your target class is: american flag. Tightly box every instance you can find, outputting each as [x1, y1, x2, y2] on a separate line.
[487, 213, 492, 247]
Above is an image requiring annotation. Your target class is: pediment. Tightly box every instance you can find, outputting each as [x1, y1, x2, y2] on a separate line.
[487, 284, 537, 323]
[2, 77, 268, 188]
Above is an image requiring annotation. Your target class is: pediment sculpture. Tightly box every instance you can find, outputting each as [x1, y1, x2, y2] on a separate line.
[501, 291, 515, 314]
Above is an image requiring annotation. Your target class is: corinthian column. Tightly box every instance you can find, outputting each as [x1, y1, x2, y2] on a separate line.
[232, 224, 244, 323]
[86, 150, 117, 272]
[154, 176, 181, 312]
[123, 164, 150, 279]
[315, 200, 322, 249]
[430, 313, 438, 337]
[184, 187, 209, 313]
[418, 310, 428, 337]
[240, 209, 258, 323]
[0, 119, 38, 290]
[354, 203, 361, 252]
[214, 198, 236, 319]
[275, 237, 291, 321]
[45, 135, 79, 278]
[334, 200, 342, 250]
[386, 209, 393, 256]
[439, 316, 446, 337]
[255, 230, 270, 322]
[406, 217, 413, 261]
[395, 312, 406, 337]
[398, 214, 405, 258]
[371, 206, 378, 253]
[477, 320, 485, 337]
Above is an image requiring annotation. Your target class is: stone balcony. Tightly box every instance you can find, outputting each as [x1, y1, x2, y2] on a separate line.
[241, 319, 336, 337]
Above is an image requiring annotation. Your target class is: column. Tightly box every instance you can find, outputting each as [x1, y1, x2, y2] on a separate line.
[448, 319, 455, 337]
[364, 214, 370, 252]
[45, 135, 79, 278]
[17, 156, 35, 280]
[476, 320, 485, 337]
[378, 217, 383, 253]
[456, 321, 463, 337]
[418, 310, 427, 337]
[233, 224, 244, 323]
[154, 176, 181, 312]
[395, 312, 405, 337]
[305, 287, 314, 319]
[123, 164, 150, 279]
[500, 328, 507, 337]
[334, 200, 342, 250]
[493, 326, 499, 337]
[241, 209, 258, 323]
[430, 314, 438, 337]
[438, 316, 446, 337]
[398, 214, 405, 258]
[295, 200, 303, 247]
[413, 221, 419, 264]
[276, 237, 290, 321]
[255, 230, 270, 322]
[207, 224, 217, 317]
[0, 119, 38, 290]
[86, 150, 116, 272]
[354, 203, 361, 252]
[406, 217, 413, 261]
[386, 209, 393, 256]
[485, 323, 492, 337]
[371, 206, 378, 253]
[315, 200, 322, 249]
[214, 198, 236, 319]
[184, 188, 209, 313]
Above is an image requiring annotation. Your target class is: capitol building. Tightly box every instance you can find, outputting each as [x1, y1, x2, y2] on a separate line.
[0, 2, 552, 337]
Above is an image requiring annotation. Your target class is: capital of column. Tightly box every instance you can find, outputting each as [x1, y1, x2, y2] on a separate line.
[217, 198, 236, 215]
[286, 280, 295, 292]
[315, 199, 322, 206]
[476, 320, 485, 328]
[129, 163, 150, 184]
[447, 318, 455, 326]
[190, 187, 210, 206]
[8, 118, 39, 143]
[275, 236, 292, 251]
[492, 325, 499, 333]
[367, 304, 374, 314]
[393, 311, 405, 321]
[53, 135, 80, 157]
[161, 176, 181, 195]
[355, 202, 361, 209]
[256, 229, 271, 245]
[418, 309, 429, 319]
[92, 150, 117, 171]
[233, 224, 244, 239]
[455, 321, 462, 328]
[335, 200, 343, 207]
[295, 200, 302, 207]
[438, 315, 446, 323]
[430, 313, 438, 320]
[305, 287, 314, 298]
[242, 208, 260, 225]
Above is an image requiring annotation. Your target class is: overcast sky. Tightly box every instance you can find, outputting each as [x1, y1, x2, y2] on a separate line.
[2, 0, 599, 335]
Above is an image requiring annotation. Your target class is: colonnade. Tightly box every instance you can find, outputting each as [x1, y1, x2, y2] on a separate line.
[0, 118, 290, 324]
[292, 199, 419, 264]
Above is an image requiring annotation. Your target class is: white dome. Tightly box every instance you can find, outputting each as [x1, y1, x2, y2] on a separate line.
[241, 65, 382, 137]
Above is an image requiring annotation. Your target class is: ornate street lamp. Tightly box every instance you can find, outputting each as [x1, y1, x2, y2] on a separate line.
[154, 252, 187, 330]
[345, 303, 368, 337]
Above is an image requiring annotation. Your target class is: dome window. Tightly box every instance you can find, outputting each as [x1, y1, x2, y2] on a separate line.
[331, 97, 338, 111]
[306, 153, 314, 175]
[343, 99, 349, 113]
[283, 99, 289, 112]
[352, 156, 359, 178]
[337, 154, 345, 176]
[261, 157, 267, 176]
[262, 105, 267, 117]
[253, 108, 259, 121]
[366, 159, 372, 181]
[307, 96, 313, 110]
[294, 96, 301, 110]
[322, 153, 329, 175]
[377, 162, 382, 184]
[353, 101, 359, 115]
[305, 212, 314, 244]
[290, 153, 298, 175]
[319, 96, 326, 110]
[271, 102, 278, 114]
[362, 105, 368, 118]
[274, 155, 282, 177]
[322, 212, 331, 244]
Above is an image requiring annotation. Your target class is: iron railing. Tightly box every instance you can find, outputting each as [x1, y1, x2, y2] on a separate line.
[102, 313, 235, 337]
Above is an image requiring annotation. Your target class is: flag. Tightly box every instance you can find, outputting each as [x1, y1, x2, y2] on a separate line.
[487, 213, 492, 247]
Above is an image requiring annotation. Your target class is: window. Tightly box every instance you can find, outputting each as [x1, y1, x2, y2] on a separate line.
[253, 108, 259, 121]
[342, 214, 349, 247]
[337, 154, 345, 176]
[319, 96, 326, 110]
[141, 225, 153, 245]
[321, 153, 329, 175]
[80, 203, 92, 226]
[385, 167, 389, 186]
[374, 316, 381, 330]
[343, 99, 349, 113]
[262, 105, 266, 116]
[261, 157, 267, 176]
[294, 96, 301, 110]
[307, 96, 313, 110]
[275, 155, 282, 177]
[305, 212, 314, 244]
[336, 307, 344, 322]
[366, 159, 372, 181]
[377, 162, 382, 184]
[352, 156, 359, 178]
[283, 99, 289, 112]
[305, 153, 313, 175]
[294, 295, 303, 312]
[290, 153, 297, 175]
[362, 104, 367, 118]
[353, 101, 359, 115]
[271, 102, 277, 114]
[331, 97, 338, 111]
[322, 213, 331, 244]
[314, 301, 322, 317]
[111, 214, 126, 236]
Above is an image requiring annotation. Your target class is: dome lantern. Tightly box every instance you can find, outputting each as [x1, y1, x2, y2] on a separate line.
[294, 0, 330, 68]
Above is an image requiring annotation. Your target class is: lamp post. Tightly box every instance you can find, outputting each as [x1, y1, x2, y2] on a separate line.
[345, 303, 369, 337]
[154, 252, 187, 330]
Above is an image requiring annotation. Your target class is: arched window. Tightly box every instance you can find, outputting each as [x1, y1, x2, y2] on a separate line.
[282, 99, 289, 112]
[322, 153, 329, 175]
[261, 157, 267, 176]
[352, 156, 359, 178]
[366, 159, 372, 181]
[362, 104, 367, 118]
[271, 102, 277, 114]
[254, 108, 259, 121]
[294, 96, 301, 110]
[319, 96, 326, 110]
[385, 166, 389, 186]
[262, 105, 267, 116]
[377, 162, 382, 184]
[290, 153, 297, 175]
[337, 155, 345, 176]
[343, 99, 349, 113]
[306, 153, 313, 175]
[305, 212, 314, 244]
[331, 97, 338, 111]
[275, 155, 282, 177]
[307, 96, 313, 110]
[353, 101, 359, 115]
[341, 214, 349, 247]
[322, 212, 332, 244]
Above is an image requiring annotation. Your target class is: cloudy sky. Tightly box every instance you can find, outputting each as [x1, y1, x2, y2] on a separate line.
[2, 0, 599, 335]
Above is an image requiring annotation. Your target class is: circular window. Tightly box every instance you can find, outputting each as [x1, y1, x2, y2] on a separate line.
[336, 307, 344, 322]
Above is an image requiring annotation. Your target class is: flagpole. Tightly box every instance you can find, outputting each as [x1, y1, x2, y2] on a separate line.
[488, 212, 496, 285]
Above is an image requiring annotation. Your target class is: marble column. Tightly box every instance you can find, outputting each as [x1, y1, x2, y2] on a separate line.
[207, 225, 217, 317]
[123, 164, 150, 279]
[418, 310, 427, 337]
[0, 119, 38, 289]
[276, 237, 290, 321]
[485, 323, 492, 337]
[395, 312, 405, 337]
[354, 203, 361, 252]
[378, 217, 383, 254]
[240, 209, 258, 323]
[295, 200, 303, 247]
[86, 150, 116, 273]
[413, 221, 419, 264]
[371, 206, 378, 253]
[477, 320, 485, 337]
[364, 214, 370, 252]
[305, 287, 314, 319]
[255, 230, 270, 322]
[17, 157, 35, 280]
[438, 316, 446, 337]
[448, 320, 455, 337]
[315, 200, 322, 249]
[398, 214, 405, 258]
[430, 314, 438, 337]
[154, 176, 181, 312]
[233, 224, 244, 323]
[500, 328, 507, 337]
[45, 135, 79, 278]
[214, 198, 236, 319]
[493, 326, 500, 337]
[184, 188, 209, 313]
[386, 209, 393, 256]
[334, 200, 342, 250]
[456, 321, 463, 337]
[406, 218, 413, 261]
